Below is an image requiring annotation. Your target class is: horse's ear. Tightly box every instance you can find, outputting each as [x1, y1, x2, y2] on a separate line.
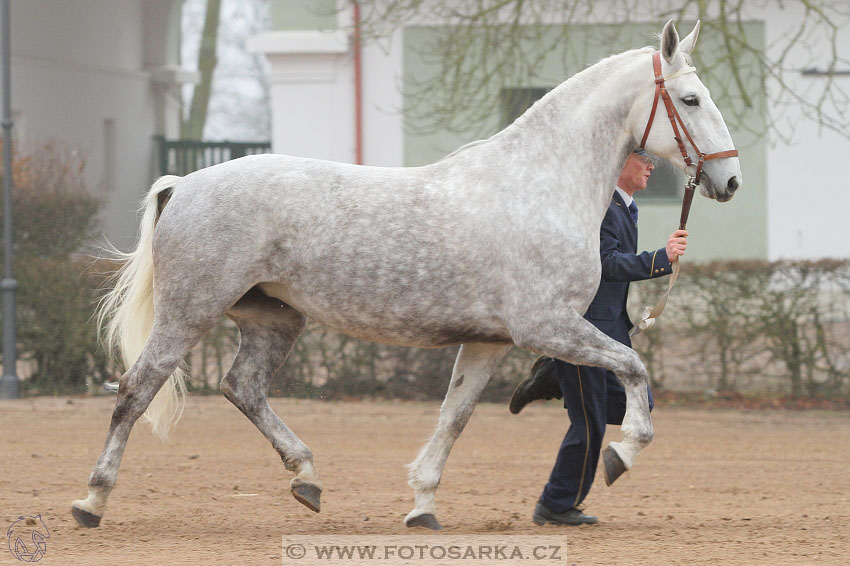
[679, 20, 700, 55]
[660, 19, 679, 63]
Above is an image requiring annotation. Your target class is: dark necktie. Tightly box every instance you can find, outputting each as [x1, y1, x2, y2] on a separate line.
[628, 201, 638, 225]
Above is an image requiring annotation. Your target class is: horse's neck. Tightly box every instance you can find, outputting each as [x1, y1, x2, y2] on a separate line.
[463, 51, 648, 220]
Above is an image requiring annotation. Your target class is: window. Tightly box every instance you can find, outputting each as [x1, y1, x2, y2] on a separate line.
[643, 163, 684, 200]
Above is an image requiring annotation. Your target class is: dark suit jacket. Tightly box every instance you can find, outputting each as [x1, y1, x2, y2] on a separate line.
[584, 191, 672, 345]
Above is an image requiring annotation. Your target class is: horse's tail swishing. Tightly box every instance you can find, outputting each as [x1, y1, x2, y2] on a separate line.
[97, 175, 185, 441]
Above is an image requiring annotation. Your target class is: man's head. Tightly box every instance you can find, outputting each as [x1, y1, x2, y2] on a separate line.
[617, 149, 655, 196]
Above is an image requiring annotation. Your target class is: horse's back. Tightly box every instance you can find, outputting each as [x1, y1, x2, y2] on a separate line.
[153, 154, 515, 347]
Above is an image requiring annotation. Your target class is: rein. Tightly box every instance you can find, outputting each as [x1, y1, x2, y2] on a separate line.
[630, 51, 738, 337]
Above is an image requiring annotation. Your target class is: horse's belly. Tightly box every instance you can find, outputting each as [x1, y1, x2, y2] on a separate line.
[258, 282, 511, 348]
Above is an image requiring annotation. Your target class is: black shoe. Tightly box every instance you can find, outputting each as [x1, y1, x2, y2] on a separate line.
[509, 356, 562, 414]
[532, 502, 598, 526]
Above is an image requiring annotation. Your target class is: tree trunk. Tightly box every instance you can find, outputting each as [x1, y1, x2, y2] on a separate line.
[182, 0, 222, 140]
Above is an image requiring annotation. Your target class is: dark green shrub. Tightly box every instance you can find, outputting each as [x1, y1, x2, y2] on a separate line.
[0, 142, 107, 393]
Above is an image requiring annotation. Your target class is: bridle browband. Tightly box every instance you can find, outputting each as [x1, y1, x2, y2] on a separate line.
[639, 51, 738, 230]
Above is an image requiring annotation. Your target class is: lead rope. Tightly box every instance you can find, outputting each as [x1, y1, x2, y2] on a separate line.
[629, 177, 696, 337]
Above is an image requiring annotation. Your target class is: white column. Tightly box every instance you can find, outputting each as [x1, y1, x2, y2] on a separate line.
[248, 30, 354, 163]
[149, 66, 199, 139]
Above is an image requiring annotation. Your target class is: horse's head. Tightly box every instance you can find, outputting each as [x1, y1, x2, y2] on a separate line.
[636, 20, 742, 203]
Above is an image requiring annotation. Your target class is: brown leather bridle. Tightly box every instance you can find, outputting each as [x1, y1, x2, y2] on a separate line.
[639, 51, 739, 230]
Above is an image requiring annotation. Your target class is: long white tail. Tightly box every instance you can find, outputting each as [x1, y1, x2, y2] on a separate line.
[97, 175, 185, 441]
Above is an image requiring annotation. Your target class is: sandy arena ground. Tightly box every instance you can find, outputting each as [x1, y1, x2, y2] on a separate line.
[1, 395, 848, 565]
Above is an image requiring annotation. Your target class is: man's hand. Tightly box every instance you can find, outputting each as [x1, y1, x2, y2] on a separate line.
[666, 229, 688, 262]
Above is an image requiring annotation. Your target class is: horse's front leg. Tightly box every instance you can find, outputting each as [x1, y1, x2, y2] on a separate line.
[405, 343, 512, 530]
[510, 307, 653, 485]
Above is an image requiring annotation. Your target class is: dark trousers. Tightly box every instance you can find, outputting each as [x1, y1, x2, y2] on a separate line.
[539, 360, 654, 513]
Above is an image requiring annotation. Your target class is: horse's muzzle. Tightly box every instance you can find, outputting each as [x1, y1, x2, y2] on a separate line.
[713, 176, 738, 202]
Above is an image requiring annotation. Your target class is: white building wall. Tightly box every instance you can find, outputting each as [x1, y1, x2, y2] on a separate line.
[253, 2, 850, 261]
[763, 7, 850, 261]
[6, 0, 185, 250]
[360, 29, 405, 167]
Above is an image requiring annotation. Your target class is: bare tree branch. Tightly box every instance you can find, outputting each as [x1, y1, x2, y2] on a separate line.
[351, 0, 850, 141]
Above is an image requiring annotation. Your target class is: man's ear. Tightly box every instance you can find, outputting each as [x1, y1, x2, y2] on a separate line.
[679, 20, 700, 55]
[661, 19, 679, 64]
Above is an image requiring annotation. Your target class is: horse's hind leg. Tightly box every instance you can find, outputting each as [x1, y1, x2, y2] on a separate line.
[220, 289, 321, 512]
[510, 308, 653, 486]
[71, 318, 215, 527]
[405, 343, 512, 530]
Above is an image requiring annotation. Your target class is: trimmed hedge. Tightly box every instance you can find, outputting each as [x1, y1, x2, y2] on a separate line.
[0, 143, 109, 393]
[4, 145, 846, 399]
[631, 260, 850, 398]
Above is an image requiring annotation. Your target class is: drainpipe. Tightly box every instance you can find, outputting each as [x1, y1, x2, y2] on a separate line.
[352, 1, 363, 165]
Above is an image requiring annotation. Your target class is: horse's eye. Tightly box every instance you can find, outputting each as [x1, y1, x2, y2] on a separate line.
[682, 95, 699, 107]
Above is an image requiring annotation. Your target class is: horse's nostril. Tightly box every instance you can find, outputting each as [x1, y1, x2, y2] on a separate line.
[727, 176, 739, 192]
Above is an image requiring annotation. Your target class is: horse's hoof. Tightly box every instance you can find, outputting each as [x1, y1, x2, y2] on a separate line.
[71, 505, 102, 528]
[405, 513, 442, 530]
[603, 445, 627, 486]
[291, 482, 321, 513]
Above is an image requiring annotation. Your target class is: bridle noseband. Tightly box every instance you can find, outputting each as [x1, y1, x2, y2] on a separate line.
[638, 51, 738, 229]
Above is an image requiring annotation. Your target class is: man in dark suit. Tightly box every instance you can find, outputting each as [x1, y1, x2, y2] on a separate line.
[511, 148, 688, 526]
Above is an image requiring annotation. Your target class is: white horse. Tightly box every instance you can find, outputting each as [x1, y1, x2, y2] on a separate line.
[72, 20, 741, 530]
